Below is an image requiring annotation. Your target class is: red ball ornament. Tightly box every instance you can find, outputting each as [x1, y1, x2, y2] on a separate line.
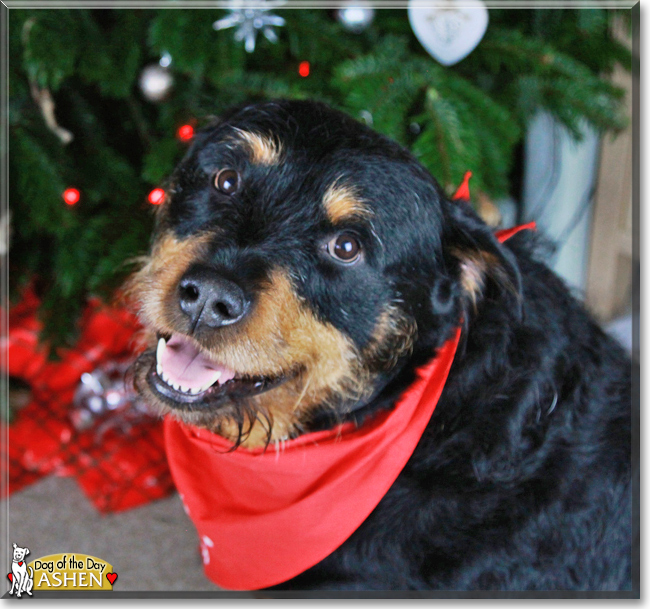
[298, 61, 310, 77]
[177, 124, 194, 142]
[63, 188, 80, 206]
[148, 188, 165, 205]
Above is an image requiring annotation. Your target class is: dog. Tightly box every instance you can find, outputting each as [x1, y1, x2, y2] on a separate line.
[10, 543, 34, 597]
[128, 100, 632, 591]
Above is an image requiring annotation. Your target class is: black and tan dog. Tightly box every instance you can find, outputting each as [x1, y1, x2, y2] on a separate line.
[128, 100, 632, 591]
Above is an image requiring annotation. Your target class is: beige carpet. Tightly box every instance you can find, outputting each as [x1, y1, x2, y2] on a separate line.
[5, 475, 220, 592]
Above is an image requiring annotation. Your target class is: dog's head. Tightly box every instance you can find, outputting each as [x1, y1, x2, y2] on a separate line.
[128, 100, 520, 447]
[12, 544, 29, 562]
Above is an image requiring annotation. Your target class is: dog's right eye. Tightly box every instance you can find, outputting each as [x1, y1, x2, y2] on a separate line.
[214, 169, 240, 195]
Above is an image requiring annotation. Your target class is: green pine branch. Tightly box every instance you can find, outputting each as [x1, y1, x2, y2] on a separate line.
[7, 8, 633, 348]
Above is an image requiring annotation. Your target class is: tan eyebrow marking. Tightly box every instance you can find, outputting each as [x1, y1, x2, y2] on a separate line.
[323, 181, 372, 224]
[231, 128, 282, 165]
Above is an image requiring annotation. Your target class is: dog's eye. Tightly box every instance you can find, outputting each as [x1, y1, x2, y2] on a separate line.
[327, 233, 362, 264]
[214, 169, 240, 195]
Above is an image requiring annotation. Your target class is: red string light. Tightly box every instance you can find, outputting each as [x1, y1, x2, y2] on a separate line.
[148, 188, 165, 205]
[298, 61, 310, 77]
[63, 188, 80, 206]
[177, 124, 194, 142]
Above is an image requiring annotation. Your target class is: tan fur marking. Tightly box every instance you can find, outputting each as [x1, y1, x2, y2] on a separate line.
[232, 128, 282, 165]
[323, 182, 371, 224]
[124, 231, 213, 336]
[362, 305, 416, 373]
[452, 248, 504, 309]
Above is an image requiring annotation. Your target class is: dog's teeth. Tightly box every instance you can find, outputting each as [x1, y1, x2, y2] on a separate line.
[156, 364, 162, 376]
[213, 371, 223, 385]
[190, 387, 202, 395]
[205, 379, 219, 391]
[156, 337, 166, 363]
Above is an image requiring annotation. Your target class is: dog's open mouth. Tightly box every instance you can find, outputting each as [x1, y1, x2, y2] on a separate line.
[146, 334, 288, 410]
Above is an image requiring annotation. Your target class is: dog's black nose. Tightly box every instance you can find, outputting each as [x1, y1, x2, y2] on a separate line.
[178, 266, 248, 330]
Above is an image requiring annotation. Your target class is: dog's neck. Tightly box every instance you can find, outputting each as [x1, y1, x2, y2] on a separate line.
[307, 328, 458, 433]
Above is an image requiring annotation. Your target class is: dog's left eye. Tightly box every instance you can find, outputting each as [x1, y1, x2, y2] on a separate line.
[326, 233, 362, 264]
[214, 169, 240, 195]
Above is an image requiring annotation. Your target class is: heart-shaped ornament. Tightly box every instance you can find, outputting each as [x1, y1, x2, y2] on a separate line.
[7, 573, 12, 583]
[408, 0, 488, 66]
[106, 572, 118, 585]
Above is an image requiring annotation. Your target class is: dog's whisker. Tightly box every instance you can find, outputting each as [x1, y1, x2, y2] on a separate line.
[292, 371, 313, 414]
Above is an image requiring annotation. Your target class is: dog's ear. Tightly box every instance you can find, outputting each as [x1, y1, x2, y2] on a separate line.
[25, 549, 29, 556]
[13, 543, 16, 549]
[441, 199, 522, 319]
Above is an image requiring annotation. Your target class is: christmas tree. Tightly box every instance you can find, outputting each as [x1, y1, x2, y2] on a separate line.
[7, 5, 632, 349]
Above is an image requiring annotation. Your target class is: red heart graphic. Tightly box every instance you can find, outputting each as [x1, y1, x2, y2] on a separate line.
[106, 572, 117, 585]
[18, 562, 23, 567]
[7, 573, 12, 583]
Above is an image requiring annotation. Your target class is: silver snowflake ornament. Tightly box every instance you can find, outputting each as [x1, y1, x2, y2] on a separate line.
[213, 2, 286, 53]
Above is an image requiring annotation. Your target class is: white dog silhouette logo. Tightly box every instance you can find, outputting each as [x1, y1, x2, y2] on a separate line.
[8, 543, 34, 598]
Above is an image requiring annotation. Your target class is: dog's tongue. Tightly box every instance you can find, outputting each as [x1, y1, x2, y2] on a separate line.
[157, 335, 236, 391]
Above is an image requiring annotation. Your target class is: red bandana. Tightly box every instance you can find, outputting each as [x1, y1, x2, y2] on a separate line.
[163, 223, 534, 590]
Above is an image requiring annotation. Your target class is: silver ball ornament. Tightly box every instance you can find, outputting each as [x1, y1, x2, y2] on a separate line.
[336, 2, 375, 33]
[138, 64, 174, 103]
